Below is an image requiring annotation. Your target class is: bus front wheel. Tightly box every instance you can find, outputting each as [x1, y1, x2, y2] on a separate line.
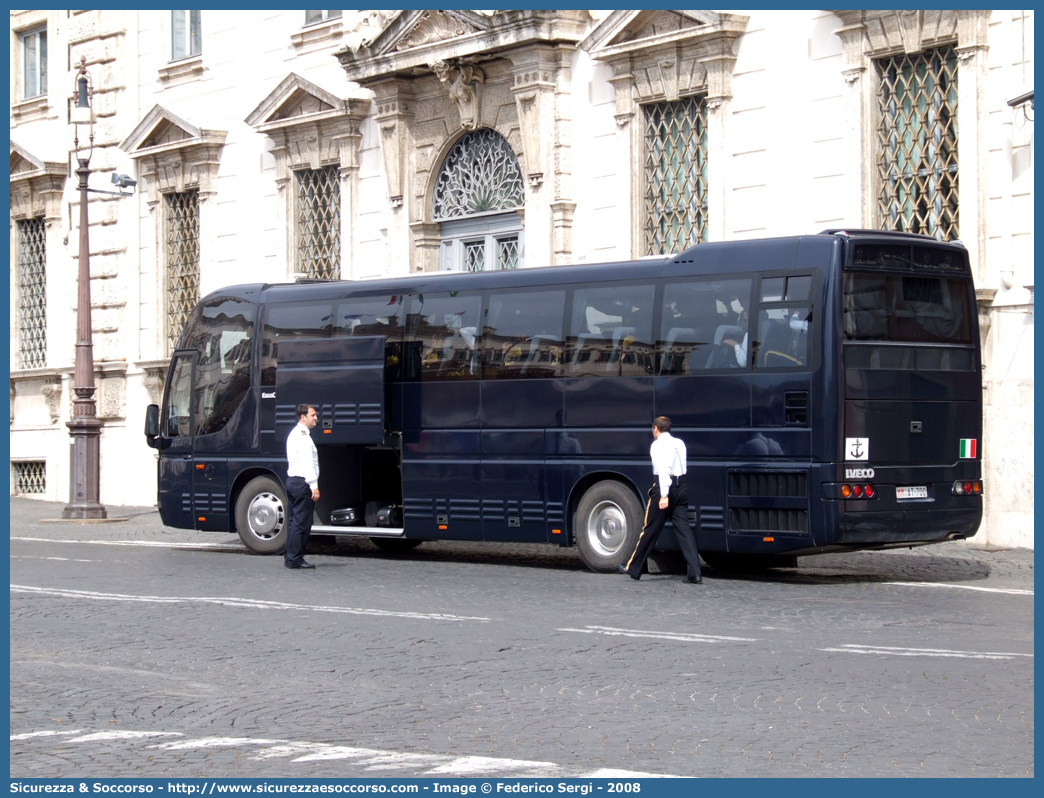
[235, 476, 287, 555]
[574, 481, 642, 573]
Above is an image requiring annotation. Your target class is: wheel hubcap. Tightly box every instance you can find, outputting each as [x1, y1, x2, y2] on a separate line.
[586, 500, 628, 557]
[247, 492, 284, 539]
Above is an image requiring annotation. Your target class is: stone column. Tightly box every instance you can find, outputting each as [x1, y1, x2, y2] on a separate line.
[371, 79, 416, 275]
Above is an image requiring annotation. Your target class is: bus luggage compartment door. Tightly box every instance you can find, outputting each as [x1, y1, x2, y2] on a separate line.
[276, 336, 386, 444]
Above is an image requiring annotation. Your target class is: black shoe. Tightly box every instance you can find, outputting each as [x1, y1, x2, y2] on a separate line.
[285, 560, 316, 569]
[683, 575, 702, 584]
[618, 564, 640, 581]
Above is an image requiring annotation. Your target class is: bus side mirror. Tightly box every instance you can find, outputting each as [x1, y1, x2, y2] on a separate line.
[144, 404, 161, 448]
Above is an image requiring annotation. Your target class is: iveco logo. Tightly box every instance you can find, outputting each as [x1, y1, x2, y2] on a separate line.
[262, 392, 275, 399]
[845, 468, 875, 480]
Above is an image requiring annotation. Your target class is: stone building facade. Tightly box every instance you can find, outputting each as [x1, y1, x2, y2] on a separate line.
[9, 10, 1034, 547]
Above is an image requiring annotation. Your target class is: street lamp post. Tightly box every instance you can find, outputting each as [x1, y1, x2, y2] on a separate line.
[62, 55, 106, 520]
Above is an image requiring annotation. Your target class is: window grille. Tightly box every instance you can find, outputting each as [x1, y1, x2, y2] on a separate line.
[497, 236, 519, 270]
[12, 461, 46, 495]
[432, 129, 525, 220]
[171, 11, 202, 61]
[166, 190, 200, 353]
[20, 27, 47, 99]
[296, 166, 341, 280]
[464, 240, 486, 272]
[643, 96, 708, 256]
[17, 218, 47, 370]
[875, 46, 959, 242]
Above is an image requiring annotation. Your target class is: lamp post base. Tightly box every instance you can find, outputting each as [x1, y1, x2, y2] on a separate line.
[62, 415, 107, 520]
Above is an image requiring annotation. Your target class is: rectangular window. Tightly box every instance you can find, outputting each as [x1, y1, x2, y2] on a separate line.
[843, 271, 973, 345]
[12, 461, 46, 495]
[659, 278, 752, 373]
[20, 27, 47, 99]
[754, 274, 813, 370]
[165, 190, 200, 353]
[569, 283, 655, 378]
[643, 95, 708, 255]
[296, 166, 341, 280]
[405, 292, 483, 382]
[171, 11, 202, 61]
[17, 218, 47, 370]
[483, 290, 566, 380]
[875, 45, 959, 241]
[305, 11, 341, 25]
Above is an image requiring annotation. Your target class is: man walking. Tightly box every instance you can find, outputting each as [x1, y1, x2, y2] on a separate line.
[619, 416, 702, 583]
[285, 403, 320, 569]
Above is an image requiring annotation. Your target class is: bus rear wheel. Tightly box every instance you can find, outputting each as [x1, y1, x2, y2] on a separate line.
[574, 481, 642, 573]
[370, 537, 423, 553]
[235, 476, 287, 555]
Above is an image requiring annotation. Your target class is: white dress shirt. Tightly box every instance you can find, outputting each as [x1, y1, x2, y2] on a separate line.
[286, 421, 319, 489]
[650, 431, 687, 496]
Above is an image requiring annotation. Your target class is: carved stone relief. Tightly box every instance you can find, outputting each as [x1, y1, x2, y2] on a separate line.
[97, 376, 126, 420]
[397, 11, 479, 51]
[431, 61, 485, 130]
[40, 379, 62, 424]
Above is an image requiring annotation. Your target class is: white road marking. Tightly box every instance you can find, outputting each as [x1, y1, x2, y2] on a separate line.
[884, 581, 1032, 596]
[12, 555, 97, 562]
[560, 625, 757, 643]
[10, 584, 490, 622]
[10, 730, 85, 741]
[150, 734, 670, 776]
[66, 731, 183, 743]
[820, 644, 1033, 660]
[13, 536, 243, 551]
[12, 729, 677, 777]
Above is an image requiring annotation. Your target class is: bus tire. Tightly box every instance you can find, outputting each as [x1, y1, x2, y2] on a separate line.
[234, 476, 287, 555]
[370, 537, 423, 553]
[574, 481, 643, 573]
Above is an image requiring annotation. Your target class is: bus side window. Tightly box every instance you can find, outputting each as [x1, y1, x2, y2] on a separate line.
[659, 278, 752, 373]
[406, 292, 482, 382]
[483, 289, 566, 380]
[568, 283, 654, 377]
[754, 275, 812, 370]
[260, 301, 334, 387]
[335, 295, 405, 379]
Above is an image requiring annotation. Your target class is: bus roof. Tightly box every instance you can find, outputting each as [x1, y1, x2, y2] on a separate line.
[203, 230, 963, 308]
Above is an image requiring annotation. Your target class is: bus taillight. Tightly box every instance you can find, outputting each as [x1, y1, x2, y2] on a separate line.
[953, 480, 983, 496]
[840, 483, 875, 499]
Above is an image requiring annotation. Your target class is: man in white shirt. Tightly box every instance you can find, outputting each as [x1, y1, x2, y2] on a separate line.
[285, 403, 320, 569]
[619, 416, 703, 583]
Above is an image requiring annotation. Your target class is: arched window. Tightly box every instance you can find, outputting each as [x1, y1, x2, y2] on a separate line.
[432, 129, 525, 271]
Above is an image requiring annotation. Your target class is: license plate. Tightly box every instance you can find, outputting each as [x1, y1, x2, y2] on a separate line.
[896, 486, 928, 500]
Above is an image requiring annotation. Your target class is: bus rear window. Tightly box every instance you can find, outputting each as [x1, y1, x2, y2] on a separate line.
[843, 271, 973, 344]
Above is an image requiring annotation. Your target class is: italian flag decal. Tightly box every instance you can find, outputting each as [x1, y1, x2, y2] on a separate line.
[959, 439, 978, 459]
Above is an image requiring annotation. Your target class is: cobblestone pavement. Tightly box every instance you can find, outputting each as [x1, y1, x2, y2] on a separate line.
[9, 498, 1034, 778]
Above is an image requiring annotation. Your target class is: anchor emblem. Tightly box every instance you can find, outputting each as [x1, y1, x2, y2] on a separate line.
[845, 437, 869, 461]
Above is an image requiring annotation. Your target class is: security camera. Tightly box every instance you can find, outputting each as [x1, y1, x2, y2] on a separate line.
[111, 172, 137, 188]
[1007, 90, 1034, 109]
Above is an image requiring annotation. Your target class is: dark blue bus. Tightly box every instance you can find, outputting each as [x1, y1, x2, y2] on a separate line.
[144, 230, 983, 572]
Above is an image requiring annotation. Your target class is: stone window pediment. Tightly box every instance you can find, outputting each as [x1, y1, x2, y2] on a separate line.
[581, 10, 748, 108]
[120, 104, 227, 205]
[336, 10, 589, 82]
[245, 73, 366, 134]
[9, 140, 65, 222]
[582, 10, 727, 56]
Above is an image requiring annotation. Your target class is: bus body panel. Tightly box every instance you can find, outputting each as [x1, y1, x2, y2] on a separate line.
[149, 231, 982, 562]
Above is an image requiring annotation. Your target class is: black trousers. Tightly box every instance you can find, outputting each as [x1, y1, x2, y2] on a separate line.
[623, 478, 702, 580]
[285, 476, 314, 566]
